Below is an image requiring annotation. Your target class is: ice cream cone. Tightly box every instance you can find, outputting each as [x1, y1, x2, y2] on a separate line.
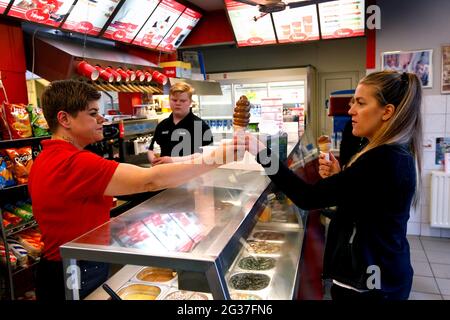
[233, 125, 247, 132]
[318, 135, 332, 161]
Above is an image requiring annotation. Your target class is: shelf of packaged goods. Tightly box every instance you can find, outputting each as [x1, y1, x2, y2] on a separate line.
[4, 220, 37, 238]
[0, 136, 51, 148]
[12, 259, 40, 277]
[0, 184, 28, 193]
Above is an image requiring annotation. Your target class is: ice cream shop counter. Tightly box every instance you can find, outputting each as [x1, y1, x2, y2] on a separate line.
[60, 140, 317, 300]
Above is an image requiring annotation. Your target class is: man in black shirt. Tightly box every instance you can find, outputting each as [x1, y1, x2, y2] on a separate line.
[148, 82, 213, 165]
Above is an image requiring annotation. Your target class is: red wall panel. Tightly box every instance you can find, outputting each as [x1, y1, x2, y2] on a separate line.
[182, 10, 235, 47]
[0, 20, 28, 105]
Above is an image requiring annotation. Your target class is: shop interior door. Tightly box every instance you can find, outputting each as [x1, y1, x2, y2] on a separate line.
[319, 72, 360, 137]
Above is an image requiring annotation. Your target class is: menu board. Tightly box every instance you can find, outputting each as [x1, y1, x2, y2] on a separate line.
[318, 0, 365, 39]
[133, 0, 185, 49]
[62, 0, 120, 36]
[6, 0, 75, 27]
[157, 7, 201, 52]
[225, 0, 276, 47]
[0, 0, 11, 14]
[273, 4, 319, 43]
[103, 0, 159, 43]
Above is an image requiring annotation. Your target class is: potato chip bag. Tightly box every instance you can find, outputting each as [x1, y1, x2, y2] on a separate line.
[26, 104, 49, 137]
[5, 147, 33, 185]
[0, 150, 16, 189]
[3, 103, 32, 139]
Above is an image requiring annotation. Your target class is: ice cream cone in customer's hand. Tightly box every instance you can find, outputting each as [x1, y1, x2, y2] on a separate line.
[318, 135, 332, 161]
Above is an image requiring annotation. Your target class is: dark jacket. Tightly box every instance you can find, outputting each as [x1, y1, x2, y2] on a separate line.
[257, 144, 415, 292]
[149, 111, 213, 157]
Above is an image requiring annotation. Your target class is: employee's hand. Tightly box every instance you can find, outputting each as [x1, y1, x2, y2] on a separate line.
[152, 156, 173, 166]
[243, 133, 266, 156]
[318, 152, 341, 178]
[205, 136, 246, 165]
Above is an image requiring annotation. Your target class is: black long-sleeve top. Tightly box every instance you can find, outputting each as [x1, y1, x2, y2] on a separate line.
[256, 144, 416, 292]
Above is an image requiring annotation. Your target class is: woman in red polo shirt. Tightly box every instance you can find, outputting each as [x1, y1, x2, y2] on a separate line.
[28, 79, 241, 300]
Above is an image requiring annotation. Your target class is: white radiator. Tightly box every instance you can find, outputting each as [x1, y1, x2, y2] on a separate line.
[430, 171, 450, 228]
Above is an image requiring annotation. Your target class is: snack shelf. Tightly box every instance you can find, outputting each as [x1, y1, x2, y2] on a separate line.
[0, 184, 28, 193]
[12, 258, 40, 277]
[0, 135, 51, 148]
[5, 220, 38, 237]
[0, 134, 48, 300]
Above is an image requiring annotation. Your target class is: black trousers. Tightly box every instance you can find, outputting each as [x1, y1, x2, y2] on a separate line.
[330, 283, 411, 301]
[35, 258, 109, 301]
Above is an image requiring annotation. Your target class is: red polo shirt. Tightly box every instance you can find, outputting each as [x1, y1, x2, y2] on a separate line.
[28, 140, 119, 261]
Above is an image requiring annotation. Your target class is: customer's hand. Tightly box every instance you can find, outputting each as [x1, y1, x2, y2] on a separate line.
[152, 156, 173, 166]
[243, 133, 266, 156]
[318, 152, 341, 178]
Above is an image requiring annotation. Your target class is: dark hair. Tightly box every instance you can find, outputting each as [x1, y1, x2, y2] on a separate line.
[41, 80, 101, 132]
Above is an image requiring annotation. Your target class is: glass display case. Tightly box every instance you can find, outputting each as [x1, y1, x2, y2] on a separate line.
[60, 163, 305, 300]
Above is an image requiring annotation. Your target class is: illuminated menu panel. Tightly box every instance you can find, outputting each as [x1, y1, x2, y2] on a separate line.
[157, 7, 201, 52]
[62, 0, 120, 36]
[6, 0, 75, 27]
[225, 0, 276, 47]
[103, 0, 159, 43]
[273, 4, 319, 43]
[0, 0, 11, 14]
[133, 0, 185, 49]
[319, 0, 365, 39]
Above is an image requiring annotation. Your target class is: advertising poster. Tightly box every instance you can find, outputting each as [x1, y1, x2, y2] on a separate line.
[142, 213, 194, 252]
[103, 0, 160, 43]
[7, 0, 75, 27]
[272, 4, 319, 44]
[382, 49, 433, 88]
[225, 0, 276, 47]
[62, 0, 120, 36]
[133, 0, 185, 49]
[441, 45, 450, 94]
[436, 137, 450, 165]
[157, 7, 201, 52]
[319, 0, 365, 39]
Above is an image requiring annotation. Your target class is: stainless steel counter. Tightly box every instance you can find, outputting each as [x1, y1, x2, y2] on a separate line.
[61, 135, 306, 300]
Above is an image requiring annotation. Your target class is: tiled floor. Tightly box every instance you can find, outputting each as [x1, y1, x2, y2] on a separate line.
[408, 235, 450, 300]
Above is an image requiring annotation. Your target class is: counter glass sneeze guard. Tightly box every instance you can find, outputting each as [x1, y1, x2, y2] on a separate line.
[61, 139, 308, 300]
[60, 168, 272, 299]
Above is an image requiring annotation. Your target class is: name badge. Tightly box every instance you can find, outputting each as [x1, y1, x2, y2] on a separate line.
[162, 130, 169, 134]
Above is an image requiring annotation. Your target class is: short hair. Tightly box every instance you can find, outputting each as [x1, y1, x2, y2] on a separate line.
[169, 82, 194, 100]
[41, 80, 101, 132]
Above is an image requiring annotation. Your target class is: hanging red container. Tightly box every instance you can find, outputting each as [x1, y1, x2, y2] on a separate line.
[105, 67, 122, 82]
[95, 66, 114, 83]
[116, 68, 130, 82]
[77, 61, 99, 81]
[152, 70, 168, 85]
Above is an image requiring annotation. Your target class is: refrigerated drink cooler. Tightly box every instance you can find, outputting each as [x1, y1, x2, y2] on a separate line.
[327, 89, 354, 150]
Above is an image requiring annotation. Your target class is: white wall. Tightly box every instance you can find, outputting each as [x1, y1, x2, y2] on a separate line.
[376, 0, 450, 237]
[191, 37, 366, 74]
